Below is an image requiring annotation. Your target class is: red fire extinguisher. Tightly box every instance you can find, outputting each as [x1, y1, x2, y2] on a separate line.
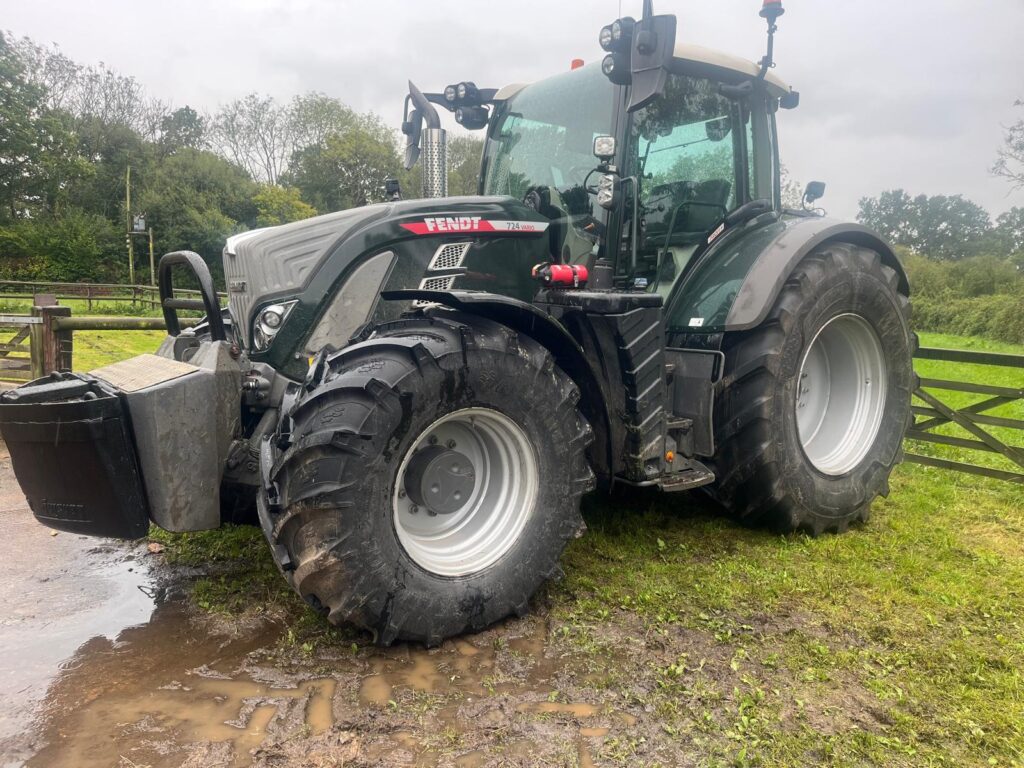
[531, 262, 589, 289]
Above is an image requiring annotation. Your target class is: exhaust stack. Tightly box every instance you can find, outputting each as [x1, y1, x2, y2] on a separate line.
[420, 127, 448, 198]
[406, 81, 448, 199]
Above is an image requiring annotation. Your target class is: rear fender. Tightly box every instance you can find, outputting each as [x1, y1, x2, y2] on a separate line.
[666, 217, 909, 334]
[381, 289, 613, 483]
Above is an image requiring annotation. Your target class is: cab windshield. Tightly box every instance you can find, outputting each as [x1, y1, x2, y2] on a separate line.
[482, 65, 614, 262]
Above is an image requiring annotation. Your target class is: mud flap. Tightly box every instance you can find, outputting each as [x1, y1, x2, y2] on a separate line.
[0, 374, 150, 538]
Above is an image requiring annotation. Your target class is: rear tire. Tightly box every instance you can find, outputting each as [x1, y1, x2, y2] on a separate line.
[260, 311, 594, 646]
[705, 243, 914, 534]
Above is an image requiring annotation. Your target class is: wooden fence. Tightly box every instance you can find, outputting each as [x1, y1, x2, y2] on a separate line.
[0, 280, 226, 313]
[0, 297, 195, 384]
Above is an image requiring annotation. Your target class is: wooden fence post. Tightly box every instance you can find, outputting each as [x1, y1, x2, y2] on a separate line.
[30, 296, 72, 376]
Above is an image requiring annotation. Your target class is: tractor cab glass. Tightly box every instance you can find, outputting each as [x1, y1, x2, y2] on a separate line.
[482, 65, 615, 264]
[626, 73, 753, 294]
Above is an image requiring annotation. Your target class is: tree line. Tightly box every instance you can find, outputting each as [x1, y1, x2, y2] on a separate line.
[0, 31, 482, 284]
[2, 28, 1023, 292]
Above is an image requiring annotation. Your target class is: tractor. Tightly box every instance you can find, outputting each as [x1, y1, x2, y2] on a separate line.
[0, 1, 913, 646]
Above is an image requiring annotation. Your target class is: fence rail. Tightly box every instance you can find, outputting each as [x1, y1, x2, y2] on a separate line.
[905, 346, 1024, 484]
[0, 280, 226, 312]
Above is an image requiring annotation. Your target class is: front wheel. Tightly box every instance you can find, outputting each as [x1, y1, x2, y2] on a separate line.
[705, 243, 914, 534]
[261, 312, 594, 646]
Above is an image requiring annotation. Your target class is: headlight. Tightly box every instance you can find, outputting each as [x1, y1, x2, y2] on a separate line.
[252, 300, 296, 352]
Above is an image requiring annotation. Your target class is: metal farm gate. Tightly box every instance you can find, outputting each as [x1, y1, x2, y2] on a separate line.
[906, 346, 1024, 484]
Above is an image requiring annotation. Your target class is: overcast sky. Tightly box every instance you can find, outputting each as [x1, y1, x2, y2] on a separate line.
[4, 0, 1023, 220]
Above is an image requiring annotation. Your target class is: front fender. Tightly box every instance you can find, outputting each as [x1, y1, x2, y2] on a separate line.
[381, 289, 613, 484]
[666, 216, 909, 334]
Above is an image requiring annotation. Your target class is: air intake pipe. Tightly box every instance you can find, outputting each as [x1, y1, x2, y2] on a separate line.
[407, 82, 447, 198]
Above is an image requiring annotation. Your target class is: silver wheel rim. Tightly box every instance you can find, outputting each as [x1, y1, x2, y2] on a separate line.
[796, 313, 887, 476]
[392, 408, 539, 577]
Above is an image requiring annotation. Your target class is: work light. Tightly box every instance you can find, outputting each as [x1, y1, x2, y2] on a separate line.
[444, 85, 457, 103]
[599, 25, 614, 51]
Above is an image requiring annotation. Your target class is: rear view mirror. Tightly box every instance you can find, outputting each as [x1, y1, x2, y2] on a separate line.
[804, 181, 826, 204]
[628, 13, 677, 112]
[706, 118, 731, 142]
[402, 109, 422, 170]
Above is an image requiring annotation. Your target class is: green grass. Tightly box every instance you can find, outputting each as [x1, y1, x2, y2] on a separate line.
[72, 330, 166, 371]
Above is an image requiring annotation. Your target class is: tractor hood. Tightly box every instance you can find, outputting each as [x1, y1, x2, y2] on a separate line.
[223, 196, 552, 374]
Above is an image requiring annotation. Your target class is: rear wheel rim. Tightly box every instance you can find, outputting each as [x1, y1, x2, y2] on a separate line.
[392, 408, 539, 577]
[796, 313, 888, 476]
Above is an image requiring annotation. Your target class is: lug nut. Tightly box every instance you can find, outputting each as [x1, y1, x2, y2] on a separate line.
[428, 435, 438, 445]
[409, 505, 419, 514]
[427, 509, 438, 517]
[398, 489, 406, 498]
[446, 439, 456, 449]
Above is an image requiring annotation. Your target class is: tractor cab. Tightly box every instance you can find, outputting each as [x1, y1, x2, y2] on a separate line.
[403, 0, 798, 303]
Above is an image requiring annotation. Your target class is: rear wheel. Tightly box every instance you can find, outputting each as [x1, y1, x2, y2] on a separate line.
[260, 311, 594, 646]
[705, 243, 914, 534]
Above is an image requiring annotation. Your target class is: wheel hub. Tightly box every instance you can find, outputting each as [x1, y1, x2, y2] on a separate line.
[795, 313, 887, 476]
[392, 408, 539, 577]
[404, 445, 476, 515]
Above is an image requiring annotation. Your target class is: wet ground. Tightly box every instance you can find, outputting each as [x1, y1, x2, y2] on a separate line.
[0, 440, 637, 767]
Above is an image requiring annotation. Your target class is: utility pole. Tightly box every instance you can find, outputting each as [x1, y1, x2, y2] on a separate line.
[125, 164, 135, 285]
[148, 227, 155, 287]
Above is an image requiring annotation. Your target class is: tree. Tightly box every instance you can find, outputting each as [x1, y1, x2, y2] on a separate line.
[210, 93, 292, 184]
[0, 32, 88, 220]
[137, 148, 257, 280]
[159, 106, 206, 153]
[253, 184, 316, 227]
[0, 208, 121, 281]
[993, 100, 1024, 191]
[857, 189, 991, 260]
[448, 136, 484, 196]
[779, 164, 804, 210]
[991, 207, 1024, 262]
[287, 93, 359, 152]
[286, 126, 402, 211]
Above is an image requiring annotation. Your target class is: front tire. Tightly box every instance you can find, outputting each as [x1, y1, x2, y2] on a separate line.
[705, 243, 914, 534]
[261, 311, 594, 646]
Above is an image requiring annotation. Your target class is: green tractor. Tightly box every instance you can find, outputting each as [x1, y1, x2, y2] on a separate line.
[0, 1, 913, 646]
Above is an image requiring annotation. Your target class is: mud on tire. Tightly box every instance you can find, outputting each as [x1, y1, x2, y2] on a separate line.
[259, 311, 595, 646]
[704, 243, 914, 534]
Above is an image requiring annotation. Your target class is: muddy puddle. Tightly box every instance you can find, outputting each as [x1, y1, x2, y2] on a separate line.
[13, 595, 634, 768]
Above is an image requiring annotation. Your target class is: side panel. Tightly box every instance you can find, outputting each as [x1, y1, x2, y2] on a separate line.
[665, 216, 909, 335]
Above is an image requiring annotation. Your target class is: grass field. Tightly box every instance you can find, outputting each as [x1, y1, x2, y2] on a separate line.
[26, 328, 1024, 764]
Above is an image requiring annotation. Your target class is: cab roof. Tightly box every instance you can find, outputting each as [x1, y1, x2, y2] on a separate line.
[494, 44, 792, 102]
[674, 43, 791, 98]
